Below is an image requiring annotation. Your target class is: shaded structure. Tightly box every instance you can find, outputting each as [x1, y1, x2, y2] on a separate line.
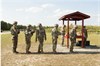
[59, 11, 90, 48]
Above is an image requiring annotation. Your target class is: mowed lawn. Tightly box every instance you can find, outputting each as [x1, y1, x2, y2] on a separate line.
[1, 31, 100, 66]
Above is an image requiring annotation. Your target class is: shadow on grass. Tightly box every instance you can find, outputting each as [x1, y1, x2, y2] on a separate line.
[18, 51, 100, 55]
[85, 45, 100, 49]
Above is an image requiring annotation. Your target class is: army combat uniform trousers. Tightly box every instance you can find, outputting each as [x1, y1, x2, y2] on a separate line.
[61, 35, 64, 46]
[26, 38, 31, 52]
[70, 39, 76, 52]
[70, 40, 74, 52]
[12, 37, 18, 52]
[52, 38, 57, 52]
[84, 37, 87, 46]
[38, 37, 44, 52]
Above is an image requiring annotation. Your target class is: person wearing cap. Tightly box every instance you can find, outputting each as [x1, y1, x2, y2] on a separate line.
[35, 23, 46, 53]
[10, 21, 20, 53]
[25, 25, 35, 53]
[69, 25, 77, 52]
[61, 25, 66, 46]
[83, 26, 88, 46]
[52, 24, 61, 53]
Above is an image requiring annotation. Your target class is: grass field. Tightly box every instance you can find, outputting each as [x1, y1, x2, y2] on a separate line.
[1, 32, 100, 66]
[1, 31, 100, 47]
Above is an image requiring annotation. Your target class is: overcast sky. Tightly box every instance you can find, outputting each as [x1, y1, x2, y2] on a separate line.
[0, 0, 100, 26]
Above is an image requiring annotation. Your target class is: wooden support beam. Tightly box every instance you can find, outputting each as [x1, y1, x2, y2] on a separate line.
[63, 20, 64, 25]
[75, 20, 77, 25]
[67, 19, 69, 48]
[82, 19, 84, 48]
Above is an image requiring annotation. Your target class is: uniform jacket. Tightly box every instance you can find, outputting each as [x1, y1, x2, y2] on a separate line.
[10, 25, 20, 38]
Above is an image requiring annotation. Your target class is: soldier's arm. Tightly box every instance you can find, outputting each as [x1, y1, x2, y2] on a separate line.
[86, 29, 88, 38]
[35, 30, 38, 42]
[57, 30, 61, 35]
[69, 30, 74, 39]
[17, 29, 20, 34]
[44, 29, 47, 40]
[10, 27, 15, 35]
[31, 30, 35, 36]
[51, 29, 53, 36]
[25, 30, 28, 35]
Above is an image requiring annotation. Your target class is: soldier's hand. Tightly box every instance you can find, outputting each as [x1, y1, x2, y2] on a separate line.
[45, 38, 47, 41]
[32, 30, 35, 33]
[35, 39, 37, 42]
[31, 32, 34, 35]
[18, 30, 20, 34]
[45, 37, 47, 41]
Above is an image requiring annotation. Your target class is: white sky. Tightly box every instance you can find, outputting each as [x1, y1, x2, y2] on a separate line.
[0, 0, 100, 26]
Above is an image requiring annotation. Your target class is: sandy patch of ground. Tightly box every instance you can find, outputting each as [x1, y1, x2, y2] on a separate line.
[1, 44, 100, 66]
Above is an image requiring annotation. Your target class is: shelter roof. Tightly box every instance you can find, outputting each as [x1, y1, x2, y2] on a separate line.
[59, 11, 90, 21]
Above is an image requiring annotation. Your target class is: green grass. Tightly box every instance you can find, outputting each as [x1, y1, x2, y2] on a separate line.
[1, 31, 100, 66]
[87, 33, 100, 45]
[1, 31, 100, 48]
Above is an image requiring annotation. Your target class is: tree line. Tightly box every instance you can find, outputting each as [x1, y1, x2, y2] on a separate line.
[1, 21, 26, 31]
[0, 21, 54, 32]
[1, 20, 100, 33]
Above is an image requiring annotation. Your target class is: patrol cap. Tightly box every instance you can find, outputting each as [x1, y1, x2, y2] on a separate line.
[83, 26, 86, 28]
[28, 24, 32, 27]
[63, 25, 66, 27]
[55, 24, 59, 27]
[13, 21, 17, 25]
[38, 23, 42, 27]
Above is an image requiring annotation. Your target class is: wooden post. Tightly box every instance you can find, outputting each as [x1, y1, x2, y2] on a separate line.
[75, 20, 77, 44]
[67, 19, 69, 48]
[63, 20, 64, 25]
[75, 20, 77, 25]
[82, 19, 84, 48]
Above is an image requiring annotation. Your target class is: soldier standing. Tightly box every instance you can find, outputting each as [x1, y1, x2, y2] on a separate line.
[10, 21, 20, 53]
[52, 24, 61, 53]
[83, 26, 88, 45]
[69, 26, 77, 52]
[61, 25, 66, 46]
[25, 25, 35, 53]
[35, 23, 46, 53]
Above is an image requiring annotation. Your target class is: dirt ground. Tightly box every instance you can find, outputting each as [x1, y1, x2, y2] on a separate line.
[1, 43, 100, 66]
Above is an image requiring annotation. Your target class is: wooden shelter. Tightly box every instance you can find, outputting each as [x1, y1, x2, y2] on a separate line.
[59, 11, 90, 48]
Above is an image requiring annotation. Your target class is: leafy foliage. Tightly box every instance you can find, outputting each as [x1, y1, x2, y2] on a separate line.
[1, 21, 100, 33]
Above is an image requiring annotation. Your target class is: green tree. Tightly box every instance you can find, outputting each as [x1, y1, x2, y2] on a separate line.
[1, 21, 8, 30]
[7, 23, 12, 30]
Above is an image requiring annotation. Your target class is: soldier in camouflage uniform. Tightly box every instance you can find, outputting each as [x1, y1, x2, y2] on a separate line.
[83, 26, 88, 45]
[61, 25, 66, 46]
[25, 25, 35, 53]
[69, 26, 77, 52]
[52, 24, 61, 53]
[35, 23, 46, 53]
[10, 21, 20, 53]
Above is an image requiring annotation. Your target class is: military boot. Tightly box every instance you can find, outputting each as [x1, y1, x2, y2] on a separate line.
[13, 49, 19, 53]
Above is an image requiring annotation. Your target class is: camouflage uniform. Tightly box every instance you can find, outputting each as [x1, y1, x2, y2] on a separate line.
[61, 25, 66, 46]
[25, 25, 35, 53]
[35, 23, 46, 53]
[10, 21, 20, 53]
[83, 26, 88, 45]
[52, 24, 61, 53]
[69, 26, 77, 52]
